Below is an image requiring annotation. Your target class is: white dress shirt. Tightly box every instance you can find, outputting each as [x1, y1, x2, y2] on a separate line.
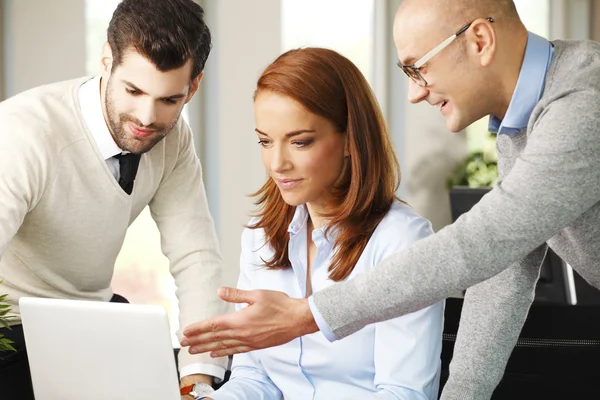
[78, 76, 125, 179]
[212, 200, 444, 400]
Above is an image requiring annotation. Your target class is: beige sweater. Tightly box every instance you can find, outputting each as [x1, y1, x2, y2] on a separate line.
[0, 77, 227, 373]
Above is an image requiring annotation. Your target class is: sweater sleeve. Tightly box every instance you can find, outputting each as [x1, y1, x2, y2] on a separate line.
[311, 88, 600, 340]
[148, 121, 228, 376]
[0, 115, 51, 261]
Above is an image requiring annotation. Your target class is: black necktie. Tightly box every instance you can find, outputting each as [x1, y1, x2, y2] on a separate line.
[114, 153, 141, 195]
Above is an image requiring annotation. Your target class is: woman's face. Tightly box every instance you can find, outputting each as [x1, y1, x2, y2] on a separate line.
[254, 91, 348, 212]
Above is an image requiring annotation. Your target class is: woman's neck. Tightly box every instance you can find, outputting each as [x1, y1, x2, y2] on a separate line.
[306, 201, 330, 230]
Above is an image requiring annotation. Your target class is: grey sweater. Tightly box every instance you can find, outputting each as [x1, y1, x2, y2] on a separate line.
[312, 39, 600, 400]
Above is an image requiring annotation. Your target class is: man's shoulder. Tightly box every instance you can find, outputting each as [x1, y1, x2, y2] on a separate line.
[0, 77, 88, 128]
[154, 116, 194, 157]
[548, 40, 600, 91]
[0, 77, 90, 156]
[1, 77, 88, 105]
[552, 39, 600, 58]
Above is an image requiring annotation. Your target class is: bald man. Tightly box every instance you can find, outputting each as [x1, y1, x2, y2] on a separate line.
[180, 1, 600, 398]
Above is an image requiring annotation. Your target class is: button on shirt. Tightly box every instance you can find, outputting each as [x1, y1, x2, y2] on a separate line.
[489, 32, 554, 136]
[212, 201, 444, 400]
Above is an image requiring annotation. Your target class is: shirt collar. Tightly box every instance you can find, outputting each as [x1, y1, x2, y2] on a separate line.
[78, 76, 124, 160]
[489, 32, 554, 136]
[287, 205, 337, 246]
[288, 206, 310, 237]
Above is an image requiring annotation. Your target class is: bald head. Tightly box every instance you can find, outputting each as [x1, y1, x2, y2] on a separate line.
[394, 0, 526, 68]
[397, 0, 522, 35]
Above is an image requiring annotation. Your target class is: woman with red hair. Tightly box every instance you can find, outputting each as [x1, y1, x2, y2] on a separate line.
[207, 48, 443, 400]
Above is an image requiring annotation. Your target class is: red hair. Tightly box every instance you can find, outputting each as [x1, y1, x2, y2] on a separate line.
[249, 48, 401, 281]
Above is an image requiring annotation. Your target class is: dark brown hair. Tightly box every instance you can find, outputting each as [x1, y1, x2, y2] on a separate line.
[250, 48, 402, 282]
[107, 0, 211, 79]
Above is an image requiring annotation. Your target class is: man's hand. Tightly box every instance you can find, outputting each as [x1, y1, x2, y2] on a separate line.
[181, 287, 318, 357]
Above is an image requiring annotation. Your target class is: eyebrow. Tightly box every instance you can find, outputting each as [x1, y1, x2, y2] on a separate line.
[255, 128, 316, 138]
[398, 56, 417, 67]
[121, 79, 187, 100]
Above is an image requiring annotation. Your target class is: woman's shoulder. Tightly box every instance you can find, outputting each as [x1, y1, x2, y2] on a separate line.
[381, 200, 433, 232]
[369, 200, 434, 255]
[241, 217, 267, 250]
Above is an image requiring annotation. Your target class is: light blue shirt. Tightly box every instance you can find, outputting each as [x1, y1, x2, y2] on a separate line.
[488, 31, 554, 136]
[211, 201, 444, 400]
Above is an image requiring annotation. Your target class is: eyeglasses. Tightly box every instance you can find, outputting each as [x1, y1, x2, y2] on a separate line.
[398, 17, 495, 87]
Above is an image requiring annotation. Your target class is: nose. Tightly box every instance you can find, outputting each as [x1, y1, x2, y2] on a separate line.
[407, 79, 429, 104]
[269, 143, 292, 174]
[137, 98, 157, 127]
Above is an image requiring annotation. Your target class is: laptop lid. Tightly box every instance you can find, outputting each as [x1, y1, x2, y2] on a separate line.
[19, 297, 180, 400]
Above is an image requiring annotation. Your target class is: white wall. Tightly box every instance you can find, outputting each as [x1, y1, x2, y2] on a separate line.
[0, 0, 5, 100]
[2, 0, 86, 98]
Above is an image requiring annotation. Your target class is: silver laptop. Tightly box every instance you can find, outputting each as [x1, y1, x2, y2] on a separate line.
[19, 297, 181, 400]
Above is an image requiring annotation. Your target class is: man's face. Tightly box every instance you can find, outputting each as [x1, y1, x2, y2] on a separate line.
[101, 46, 200, 154]
[393, 11, 490, 133]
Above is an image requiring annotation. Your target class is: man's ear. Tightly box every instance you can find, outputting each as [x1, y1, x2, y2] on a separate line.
[186, 72, 204, 103]
[100, 42, 114, 75]
[468, 17, 496, 67]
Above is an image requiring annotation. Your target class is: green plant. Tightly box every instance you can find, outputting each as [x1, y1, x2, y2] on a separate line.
[0, 281, 16, 353]
[447, 131, 499, 188]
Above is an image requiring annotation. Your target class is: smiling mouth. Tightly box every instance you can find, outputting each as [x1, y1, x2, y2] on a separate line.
[439, 100, 449, 113]
[128, 123, 155, 138]
[277, 179, 303, 190]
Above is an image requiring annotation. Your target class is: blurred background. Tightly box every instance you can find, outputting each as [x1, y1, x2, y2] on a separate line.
[1, 0, 599, 344]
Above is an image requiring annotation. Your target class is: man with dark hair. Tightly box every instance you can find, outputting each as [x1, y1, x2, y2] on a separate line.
[0, 1, 226, 399]
[181, 0, 600, 399]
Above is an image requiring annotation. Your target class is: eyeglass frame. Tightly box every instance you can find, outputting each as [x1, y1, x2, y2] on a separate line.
[398, 17, 495, 87]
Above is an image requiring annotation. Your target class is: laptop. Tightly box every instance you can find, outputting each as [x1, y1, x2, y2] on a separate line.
[19, 297, 181, 400]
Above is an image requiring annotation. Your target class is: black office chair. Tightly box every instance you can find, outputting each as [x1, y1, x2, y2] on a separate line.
[440, 298, 600, 399]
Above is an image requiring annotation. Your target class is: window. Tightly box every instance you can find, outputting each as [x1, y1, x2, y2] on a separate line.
[281, 0, 375, 86]
[85, 0, 122, 76]
[514, 0, 550, 38]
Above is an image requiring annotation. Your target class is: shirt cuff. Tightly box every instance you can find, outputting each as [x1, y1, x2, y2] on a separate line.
[308, 295, 336, 342]
[180, 362, 227, 381]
